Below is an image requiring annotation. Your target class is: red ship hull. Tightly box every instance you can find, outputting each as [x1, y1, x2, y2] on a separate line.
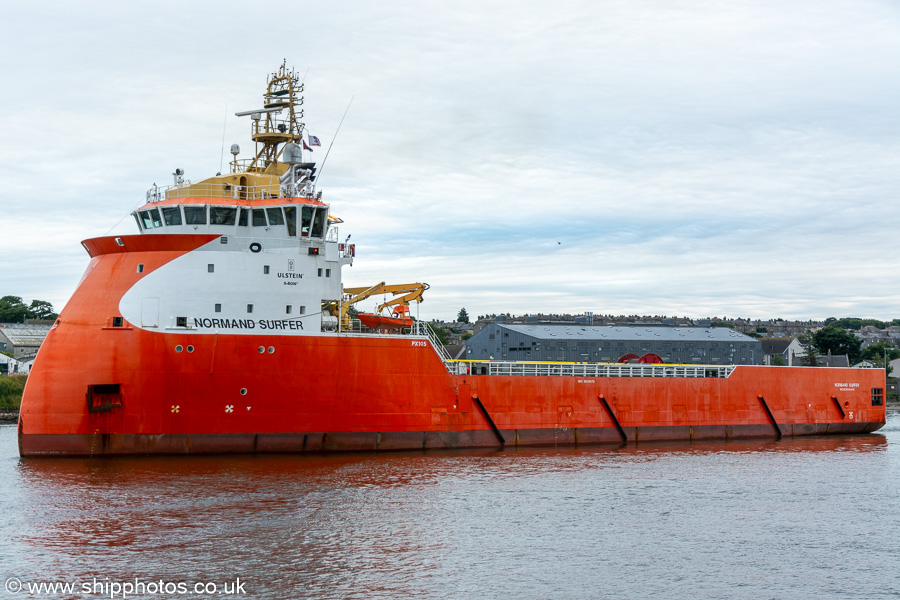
[22, 67, 885, 457]
[18, 321, 886, 456]
[17, 232, 886, 456]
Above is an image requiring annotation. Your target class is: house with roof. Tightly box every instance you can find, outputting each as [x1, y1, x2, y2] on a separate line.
[760, 337, 792, 365]
[0, 353, 31, 375]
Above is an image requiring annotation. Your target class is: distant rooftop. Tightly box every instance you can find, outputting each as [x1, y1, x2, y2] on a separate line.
[496, 323, 758, 343]
[760, 338, 793, 355]
[0, 323, 52, 346]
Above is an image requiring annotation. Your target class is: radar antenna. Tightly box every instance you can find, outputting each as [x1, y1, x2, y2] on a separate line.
[233, 60, 305, 174]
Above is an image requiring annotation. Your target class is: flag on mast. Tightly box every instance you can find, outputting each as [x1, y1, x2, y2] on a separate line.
[308, 134, 321, 147]
[303, 140, 313, 151]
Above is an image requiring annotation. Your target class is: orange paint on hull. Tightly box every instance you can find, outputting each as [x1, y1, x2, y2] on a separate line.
[19, 324, 886, 456]
[18, 236, 887, 456]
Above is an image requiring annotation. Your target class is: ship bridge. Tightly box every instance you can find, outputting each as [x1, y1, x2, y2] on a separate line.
[113, 62, 356, 335]
[133, 194, 331, 241]
[130, 60, 345, 253]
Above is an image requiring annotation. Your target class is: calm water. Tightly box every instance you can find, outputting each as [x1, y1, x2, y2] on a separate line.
[2, 414, 900, 600]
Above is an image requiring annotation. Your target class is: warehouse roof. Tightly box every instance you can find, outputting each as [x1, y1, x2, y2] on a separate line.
[0, 323, 52, 347]
[495, 323, 758, 343]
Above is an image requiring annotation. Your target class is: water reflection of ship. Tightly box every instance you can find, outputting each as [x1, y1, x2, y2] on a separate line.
[10, 429, 890, 576]
[15, 430, 889, 489]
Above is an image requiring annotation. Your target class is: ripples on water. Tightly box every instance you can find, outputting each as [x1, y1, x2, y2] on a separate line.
[2, 414, 899, 599]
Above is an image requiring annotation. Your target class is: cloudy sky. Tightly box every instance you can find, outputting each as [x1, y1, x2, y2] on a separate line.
[2, 0, 900, 321]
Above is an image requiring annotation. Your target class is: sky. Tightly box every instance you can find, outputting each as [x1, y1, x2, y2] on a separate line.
[2, 0, 900, 322]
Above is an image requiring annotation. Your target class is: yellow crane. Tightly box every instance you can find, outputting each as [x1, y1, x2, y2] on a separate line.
[332, 282, 429, 330]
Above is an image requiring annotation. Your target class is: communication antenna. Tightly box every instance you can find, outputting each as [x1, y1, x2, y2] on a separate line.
[314, 95, 354, 184]
[219, 103, 227, 173]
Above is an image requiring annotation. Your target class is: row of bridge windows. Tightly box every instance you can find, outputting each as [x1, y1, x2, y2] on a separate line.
[134, 205, 327, 237]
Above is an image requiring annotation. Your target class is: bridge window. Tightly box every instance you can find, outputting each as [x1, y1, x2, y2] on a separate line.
[284, 206, 297, 236]
[301, 207, 314, 236]
[184, 206, 207, 225]
[311, 209, 326, 237]
[162, 206, 183, 226]
[266, 207, 285, 228]
[210, 207, 237, 225]
[252, 209, 267, 227]
[133, 213, 143, 231]
[139, 209, 161, 229]
[237, 208, 248, 226]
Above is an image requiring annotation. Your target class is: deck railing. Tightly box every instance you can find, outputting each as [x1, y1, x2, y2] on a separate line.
[331, 326, 734, 379]
[145, 182, 321, 202]
[417, 322, 452, 361]
[446, 360, 735, 379]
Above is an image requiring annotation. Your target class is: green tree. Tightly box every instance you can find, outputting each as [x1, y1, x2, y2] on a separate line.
[829, 318, 862, 330]
[860, 343, 900, 376]
[0, 296, 30, 322]
[863, 319, 888, 329]
[28, 299, 57, 320]
[0, 297, 58, 322]
[797, 332, 818, 366]
[812, 326, 862, 363]
[827, 317, 888, 331]
[426, 323, 450, 345]
[756, 326, 768, 334]
[860, 343, 900, 362]
[457, 308, 470, 324]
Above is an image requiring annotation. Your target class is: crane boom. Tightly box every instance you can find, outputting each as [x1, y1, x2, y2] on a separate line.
[338, 282, 429, 329]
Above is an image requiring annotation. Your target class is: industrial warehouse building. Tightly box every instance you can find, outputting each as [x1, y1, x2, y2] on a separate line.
[0, 323, 52, 360]
[465, 323, 762, 365]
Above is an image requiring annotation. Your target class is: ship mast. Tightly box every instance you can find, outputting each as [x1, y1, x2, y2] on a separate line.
[235, 60, 305, 174]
